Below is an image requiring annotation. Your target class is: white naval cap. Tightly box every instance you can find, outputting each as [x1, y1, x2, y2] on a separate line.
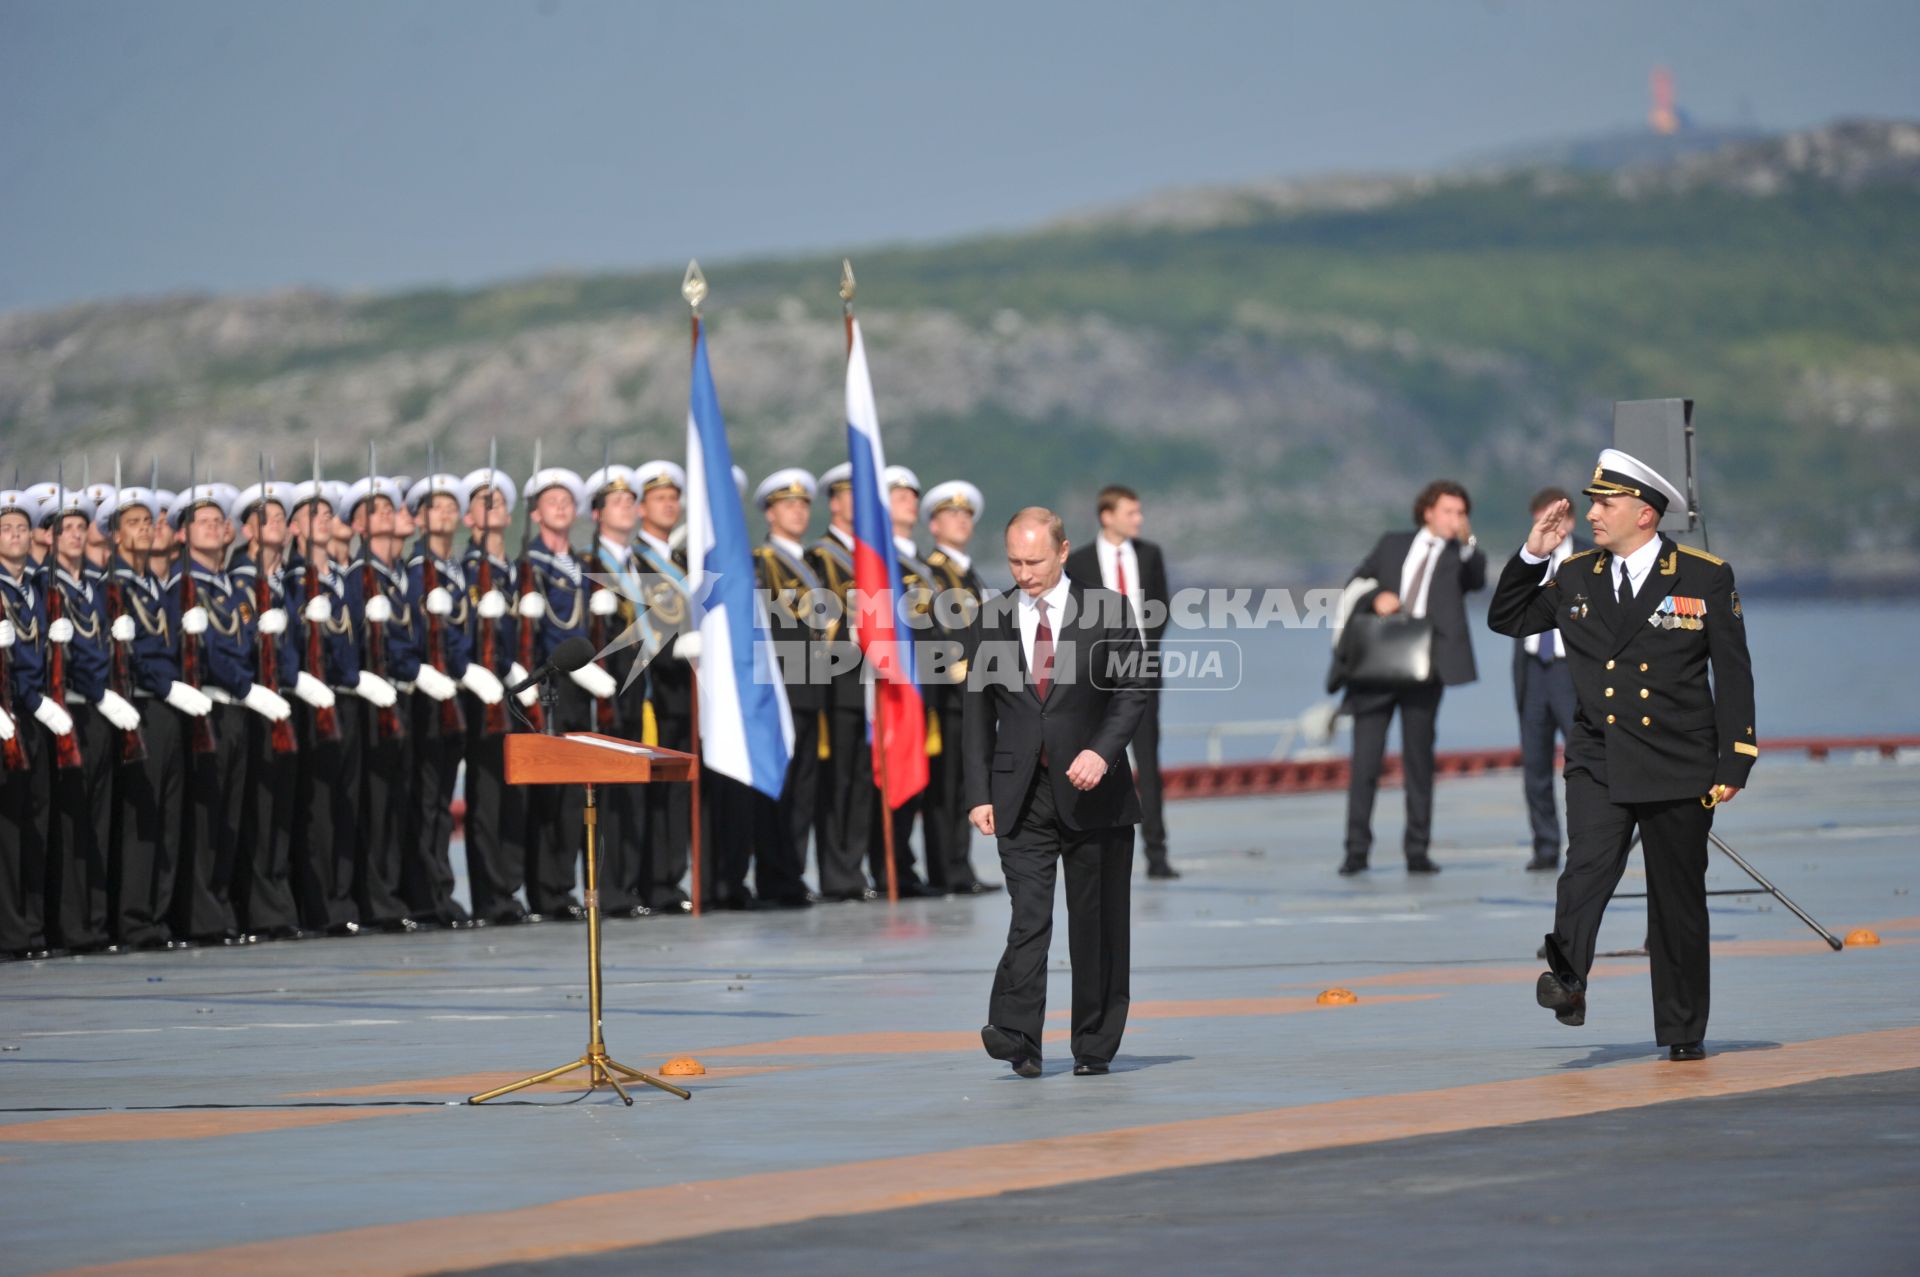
[522, 466, 587, 511]
[22, 482, 60, 513]
[1585, 448, 1684, 517]
[461, 468, 518, 515]
[883, 464, 920, 494]
[755, 468, 816, 507]
[83, 482, 117, 512]
[819, 462, 853, 495]
[40, 488, 95, 530]
[0, 490, 40, 525]
[922, 480, 983, 523]
[287, 480, 334, 515]
[584, 464, 638, 507]
[325, 481, 353, 516]
[98, 486, 159, 532]
[340, 476, 407, 521]
[635, 460, 686, 495]
[169, 483, 231, 529]
[406, 473, 471, 515]
[233, 480, 297, 524]
[153, 489, 179, 524]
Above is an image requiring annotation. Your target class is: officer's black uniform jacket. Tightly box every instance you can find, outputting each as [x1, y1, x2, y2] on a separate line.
[1488, 535, 1757, 804]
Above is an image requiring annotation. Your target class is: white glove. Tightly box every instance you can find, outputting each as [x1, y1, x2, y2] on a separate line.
[111, 614, 136, 642]
[257, 607, 287, 636]
[0, 706, 14, 741]
[34, 698, 74, 737]
[363, 594, 393, 625]
[589, 588, 620, 617]
[293, 671, 336, 710]
[517, 591, 546, 620]
[477, 590, 507, 620]
[0, 618, 13, 648]
[98, 690, 141, 731]
[47, 617, 74, 644]
[671, 631, 702, 662]
[303, 594, 333, 624]
[354, 671, 397, 708]
[568, 661, 617, 699]
[508, 661, 538, 707]
[460, 663, 505, 705]
[181, 606, 208, 636]
[164, 681, 213, 716]
[413, 664, 458, 702]
[242, 683, 293, 723]
[424, 586, 453, 617]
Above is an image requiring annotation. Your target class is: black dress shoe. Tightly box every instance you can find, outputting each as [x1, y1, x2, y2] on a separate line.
[18, 947, 67, 960]
[827, 888, 877, 903]
[981, 1024, 1042, 1077]
[1146, 864, 1181, 880]
[1406, 857, 1441, 874]
[1535, 971, 1586, 1026]
[327, 921, 363, 938]
[378, 918, 421, 935]
[1526, 854, 1560, 872]
[1072, 1061, 1110, 1076]
[763, 893, 815, 909]
[441, 916, 479, 930]
[163, 937, 194, 951]
[1668, 1041, 1707, 1062]
[1338, 857, 1370, 876]
[610, 904, 654, 919]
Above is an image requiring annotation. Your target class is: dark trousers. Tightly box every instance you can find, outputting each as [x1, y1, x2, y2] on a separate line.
[590, 683, 649, 913]
[776, 703, 821, 892]
[1131, 688, 1169, 869]
[1546, 769, 1713, 1045]
[290, 704, 359, 931]
[355, 696, 412, 926]
[236, 716, 300, 934]
[405, 695, 469, 923]
[921, 706, 978, 891]
[461, 705, 526, 921]
[640, 702, 692, 909]
[0, 734, 51, 952]
[48, 707, 112, 949]
[111, 699, 182, 946]
[701, 770, 756, 906]
[989, 774, 1134, 1065]
[1518, 658, 1577, 861]
[176, 704, 244, 940]
[871, 791, 927, 891]
[523, 682, 586, 915]
[816, 704, 874, 896]
[1344, 682, 1444, 863]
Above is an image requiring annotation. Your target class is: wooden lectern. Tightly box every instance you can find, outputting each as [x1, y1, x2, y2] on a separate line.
[468, 732, 697, 1106]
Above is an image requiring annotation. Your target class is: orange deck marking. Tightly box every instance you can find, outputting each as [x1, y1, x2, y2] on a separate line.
[1063, 994, 1438, 1020]
[698, 1028, 1073, 1058]
[0, 1108, 412, 1146]
[291, 1066, 794, 1098]
[39, 1026, 1920, 1277]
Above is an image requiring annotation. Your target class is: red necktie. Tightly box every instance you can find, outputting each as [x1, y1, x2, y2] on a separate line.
[1114, 550, 1127, 598]
[1032, 598, 1054, 700]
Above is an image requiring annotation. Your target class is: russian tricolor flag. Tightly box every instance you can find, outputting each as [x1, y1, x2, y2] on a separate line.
[846, 318, 928, 807]
[685, 322, 794, 798]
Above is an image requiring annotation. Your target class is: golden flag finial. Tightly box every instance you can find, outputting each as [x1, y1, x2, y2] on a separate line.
[839, 258, 857, 305]
[682, 260, 708, 312]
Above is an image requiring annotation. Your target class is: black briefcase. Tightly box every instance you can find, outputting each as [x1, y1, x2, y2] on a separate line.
[1343, 613, 1437, 689]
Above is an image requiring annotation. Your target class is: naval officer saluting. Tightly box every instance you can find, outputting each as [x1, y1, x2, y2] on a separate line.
[1488, 448, 1757, 1061]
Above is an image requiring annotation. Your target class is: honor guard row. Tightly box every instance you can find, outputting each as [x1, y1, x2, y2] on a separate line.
[1, 456, 998, 960]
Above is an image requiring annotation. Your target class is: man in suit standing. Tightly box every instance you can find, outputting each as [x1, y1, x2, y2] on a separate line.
[1339, 479, 1487, 875]
[967, 508, 1148, 1078]
[1065, 485, 1176, 879]
[1512, 486, 1581, 872]
[1489, 449, 1756, 1061]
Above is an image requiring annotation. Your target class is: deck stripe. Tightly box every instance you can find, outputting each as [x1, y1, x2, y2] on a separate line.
[36, 1025, 1920, 1277]
[0, 1108, 412, 1145]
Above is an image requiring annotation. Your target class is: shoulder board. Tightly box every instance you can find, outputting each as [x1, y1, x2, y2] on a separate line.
[926, 549, 949, 566]
[1563, 548, 1599, 562]
[1676, 544, 1725, 567]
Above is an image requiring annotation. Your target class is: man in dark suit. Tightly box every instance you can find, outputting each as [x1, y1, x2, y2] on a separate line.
[1064, 484, 1175, 878]
[1338, 479, 1487, 875]
[1489, 449, 1756, 1061]
[1512, 486, 1582, 872]
[967, 508, 1148, 1078]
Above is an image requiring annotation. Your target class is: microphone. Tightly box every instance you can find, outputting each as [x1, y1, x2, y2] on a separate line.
[506, 635, 596, 696]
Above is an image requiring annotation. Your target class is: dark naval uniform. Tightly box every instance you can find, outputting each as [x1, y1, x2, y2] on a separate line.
[405, 541, 476, 927]
[284, 551, 363, 934]
[873, 539, 935, 895]
[175, 558, 258, 942]
[460, 540, 528, 924]
[1489, 534, 1757, 1046]
[633, 533, 695, 911]
[43, 562, 113, 952]
[1, 564, 55, 956]
[344, 550, 419, 929]
[807, 528, 874, 899]
[749, 536, 824, 905]
[922, 546, 986, 892]
[522, 541, 590, 918]
[109, 552, 189, 948]
[578, 538, 652, 917]
[228, 551, 302, 938]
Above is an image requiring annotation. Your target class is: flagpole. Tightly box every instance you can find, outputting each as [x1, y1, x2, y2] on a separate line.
[843, 259, 899, 905]
[682, 261, 708, 919]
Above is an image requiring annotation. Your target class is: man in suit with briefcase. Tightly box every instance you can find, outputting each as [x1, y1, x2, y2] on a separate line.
[1335, 480, 1487, 876]
[966, 508, 1148, 1078]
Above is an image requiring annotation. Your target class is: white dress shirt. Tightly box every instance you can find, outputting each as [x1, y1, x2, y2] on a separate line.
[829, 525, 854, 551]
[935, 543, 971, 573]
[1017, 575, 1074, 677]
[1398, 529, 1449, 619]
[1523, 537, 1573, 660]
[770, 533, 807, 562]
[1611, 534, 1663, 602]
[1094, 535, 1144, 636]
[894, 534, 918, 558]
[598, 535, 631, 567]
[638, 530, 673, 563]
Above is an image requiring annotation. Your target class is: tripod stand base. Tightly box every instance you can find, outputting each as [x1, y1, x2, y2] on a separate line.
[468, 1047, 693, 1105]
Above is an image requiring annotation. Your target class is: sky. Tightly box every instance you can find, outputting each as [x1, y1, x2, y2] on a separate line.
[2, 0, 1916, 312]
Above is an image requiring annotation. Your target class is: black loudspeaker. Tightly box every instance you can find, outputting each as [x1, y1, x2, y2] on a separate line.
[1611, 397, 1697, 534]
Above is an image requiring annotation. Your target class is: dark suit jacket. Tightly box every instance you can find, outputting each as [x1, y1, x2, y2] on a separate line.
[962, 581, 1149, 834]
[1488, 535, 1757, 804]
[1348, 531, 1487, 688]
[1066, 537, 1169, 649]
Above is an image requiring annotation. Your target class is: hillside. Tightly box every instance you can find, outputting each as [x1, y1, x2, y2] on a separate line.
[3, 120, 1916, 585]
